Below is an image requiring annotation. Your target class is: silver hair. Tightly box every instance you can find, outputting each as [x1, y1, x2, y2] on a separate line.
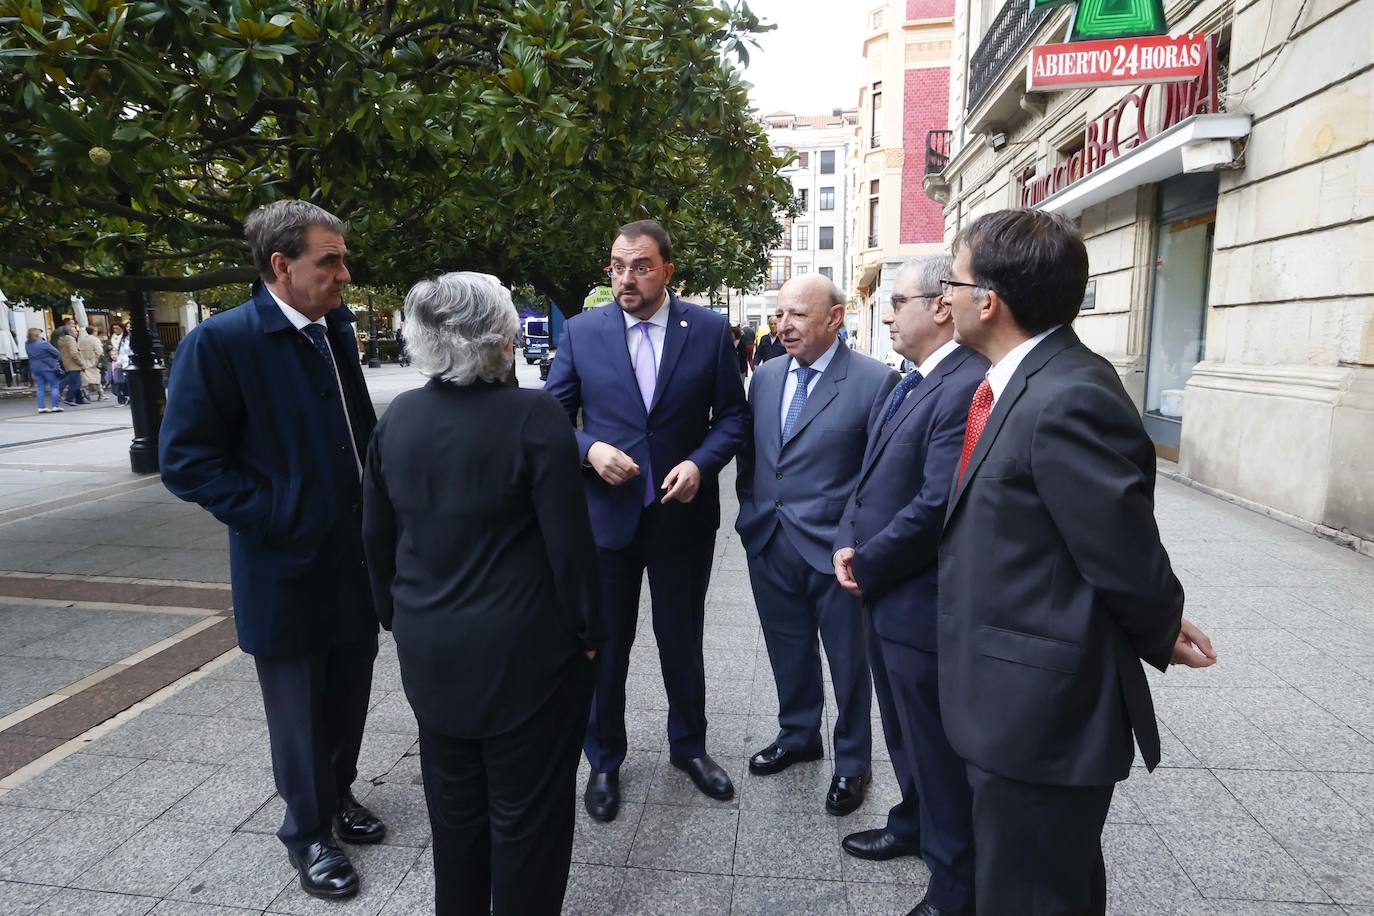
[403, 272, 519, 386]
[244, 200, 347, 282]
[894, 255, 953, 303]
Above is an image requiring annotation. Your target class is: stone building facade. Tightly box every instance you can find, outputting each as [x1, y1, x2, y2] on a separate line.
[929, 0, 1374, 547]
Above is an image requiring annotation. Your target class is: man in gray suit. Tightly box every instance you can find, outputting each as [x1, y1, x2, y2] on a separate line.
[736, 275, 898, 815]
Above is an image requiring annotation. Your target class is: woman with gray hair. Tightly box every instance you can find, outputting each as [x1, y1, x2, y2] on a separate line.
[361, 271, 603, 916]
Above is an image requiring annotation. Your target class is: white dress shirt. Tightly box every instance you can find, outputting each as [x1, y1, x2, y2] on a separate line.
[780, 337, 841, 431]
[915, 338, 961, 383]
[985, 325, 1060, 404]
[623, 294, 670, 377]
[267, 287, 362, 477]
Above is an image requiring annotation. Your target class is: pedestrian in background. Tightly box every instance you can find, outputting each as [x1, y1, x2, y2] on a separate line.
[754, 315, 786, 363]
[732, 324, 751, 379]
[24, 327, 64, 414]
[363, 272, 603, 916]
[78, 326, 104, 400]
[938, 209, 1216, 915]
[544, 219, 749, 822]
[834, 255, 987, 916]
[109, 322, 130, 405]
[57, 326, 85, 406]
[735, 275, 897, 816]
[161, 200, 386, 901]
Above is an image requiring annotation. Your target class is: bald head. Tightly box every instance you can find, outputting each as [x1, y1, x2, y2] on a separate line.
[776, 274, 846, 366]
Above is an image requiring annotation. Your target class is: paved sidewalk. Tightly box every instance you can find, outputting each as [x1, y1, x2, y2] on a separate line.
[0, 365, 1371, 913]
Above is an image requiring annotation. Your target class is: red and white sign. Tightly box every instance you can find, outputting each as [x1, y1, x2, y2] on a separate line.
[1027, 33, 1208, 92]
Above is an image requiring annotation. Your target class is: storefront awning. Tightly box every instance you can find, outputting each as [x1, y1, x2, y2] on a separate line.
[1037, 113, 1251, 217]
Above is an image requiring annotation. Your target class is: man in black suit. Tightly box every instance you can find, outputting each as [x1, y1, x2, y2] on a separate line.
[937, 209, 1216, 915]
[161, 201, 385, 901]
[833, 255, 986, 916]
[754, 315, 786, 364]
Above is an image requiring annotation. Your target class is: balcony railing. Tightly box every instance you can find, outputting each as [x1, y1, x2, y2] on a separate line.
[925, 130, 952, 174]
[967, 0, 1052, 112]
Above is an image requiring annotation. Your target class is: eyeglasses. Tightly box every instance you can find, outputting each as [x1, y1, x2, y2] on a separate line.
[604, 263, 669, 278]
[889, 293, 941, 307]
[939, 278, 985, 294]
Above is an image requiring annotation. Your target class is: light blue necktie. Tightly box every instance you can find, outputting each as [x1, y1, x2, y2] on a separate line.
[879, 370, 924, 431]
[782, 366, 816, 443]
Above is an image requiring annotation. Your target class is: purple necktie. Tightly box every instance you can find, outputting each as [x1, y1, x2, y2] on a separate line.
[634, 322, 657, 506]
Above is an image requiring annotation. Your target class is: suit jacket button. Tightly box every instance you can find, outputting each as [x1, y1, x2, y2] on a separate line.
[856, 538, 863, 546]
[775, 471, 782, 479]
[856, 499, 862, 508]
[774, 499, 782, 508]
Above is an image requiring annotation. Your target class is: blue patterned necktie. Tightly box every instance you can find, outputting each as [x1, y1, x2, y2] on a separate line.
[782, 366, 817, 442]
[301, 323, 334, 363]
[301, 323, 360, 470]
[880, 370, 924, 431]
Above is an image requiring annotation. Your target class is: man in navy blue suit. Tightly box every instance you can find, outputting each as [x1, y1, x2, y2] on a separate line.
[161, 201, 385, 901]
[834, 255, 987, 916]
[544, 220, 748, 823]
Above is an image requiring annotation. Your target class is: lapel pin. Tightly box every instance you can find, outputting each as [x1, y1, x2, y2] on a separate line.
[680, 320, 688, 328]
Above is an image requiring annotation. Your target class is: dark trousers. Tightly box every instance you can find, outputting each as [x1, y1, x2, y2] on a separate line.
[584, 504, 715, 772]
[881, 640, 974, 912]
[748, 528, 871, 776]
[62, 370, 85, 403]
[966, 761, 1113, 916]
[421, 658, 593, 916]
[254, 635, 378, 850]
[867, 618, 921, 844]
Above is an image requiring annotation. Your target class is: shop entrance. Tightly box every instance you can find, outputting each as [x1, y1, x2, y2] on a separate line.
[1143, 173, 1219, 458]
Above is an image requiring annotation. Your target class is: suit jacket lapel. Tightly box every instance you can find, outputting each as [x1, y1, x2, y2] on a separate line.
[649, 297, 688, 415]
[782, 341, 849, 448]
[601, 300, 646, 415]
[945, 327, 1079, 523]
[860, 370, 944, 482]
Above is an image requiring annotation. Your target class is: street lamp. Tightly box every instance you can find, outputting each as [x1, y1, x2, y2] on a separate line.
[366, 292, 380, 369]
[123, 261, 164, 475]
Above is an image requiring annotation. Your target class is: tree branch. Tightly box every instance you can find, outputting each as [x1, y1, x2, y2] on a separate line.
[0, 255, 256, 293]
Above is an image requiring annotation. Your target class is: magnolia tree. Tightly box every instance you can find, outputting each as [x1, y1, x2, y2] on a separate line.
[0, 0, 792, 314]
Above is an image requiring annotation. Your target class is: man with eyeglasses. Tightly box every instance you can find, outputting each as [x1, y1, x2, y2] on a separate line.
[937, 209, 1216, 915]
[832, 254, 987, 916]
[545, 219, 749, 824]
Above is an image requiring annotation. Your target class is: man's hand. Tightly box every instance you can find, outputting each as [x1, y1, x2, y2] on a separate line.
[660, 460, 701, 503]
[587, 442, 640, 486]
[585, 649, 598, 661]
[833, 548, 862, 598]
[1170, 617, 1217, 668]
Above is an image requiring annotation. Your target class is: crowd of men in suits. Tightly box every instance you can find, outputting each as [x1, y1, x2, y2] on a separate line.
[160, 200, 1216, 916]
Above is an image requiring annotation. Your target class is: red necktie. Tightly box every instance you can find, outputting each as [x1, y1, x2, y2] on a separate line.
[957, 379, 995, 484]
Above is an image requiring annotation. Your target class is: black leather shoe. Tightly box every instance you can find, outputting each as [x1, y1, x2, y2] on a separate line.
[842, 827, 920, 861]
[905, 895, 967, 916]
[584, 770, 620, 822]
[748, 741, 824, 775]
[287, 841, 359, 899]
[825, 773, 867, 815]
[670, 754, 735, 800]
[333, 790, 386, 844]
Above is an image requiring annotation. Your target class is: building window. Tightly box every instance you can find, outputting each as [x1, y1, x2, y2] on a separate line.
[797, 264, 810, 275]
[768, 255, 791, 291]
[798, 151, 809, 168]
[820, 150, 835, 174]
[870, 8, 884, 29]
[797, 188, 809, 210]
[796, 225, 810, 250]
[819, 227, 834, 249]
[867, 180, 880, 247]
[871, 82, 882, 148]
[819, 267, 833, 279]
[819, 187, 835, 210]
[780, 217, 793, 249]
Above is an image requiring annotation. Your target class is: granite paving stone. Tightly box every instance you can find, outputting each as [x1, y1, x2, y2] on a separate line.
[354, 782, 431, 848]
[0, 810, 149, 885]
[835, 813, 931, 886]
[71, 820, 232, 897]
[0, 879, 60, 916]
[0, 752, 143, 810]
[734, 810, 844, 880]
[738, 758, 835, 813]
[628, 803, 738, 875]
[83, 712, 198, 760]
[82, 759, 219, 818]
[32, 887, 161, 915]
[149, 902, 264, 916]
[845, 880, 922, 916]
[729, 876, 851, 915]
[166, 832, 295, 911]
[265, 842, 421, 916]
[162, 764, 276, 828]
[612, 868, 734, 916]
[573, 802, 647, 867]
[562, 863, 626, 916]
[375, 847, 433, 916]
[0, 806, 62, 860]
[0, 654, 108, 717]
[1154, 819, 1330, 903]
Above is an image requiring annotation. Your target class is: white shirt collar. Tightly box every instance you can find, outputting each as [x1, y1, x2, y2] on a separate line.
[986, 325, 1060, 402]
[266, 285, 326, 330]
[621, 294, 671, 331]
[915, 338, 960, 379]
[789, 336, 841, 378]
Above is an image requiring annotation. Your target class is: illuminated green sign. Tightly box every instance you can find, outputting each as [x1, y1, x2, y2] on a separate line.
[1033, 0, 1168, 42]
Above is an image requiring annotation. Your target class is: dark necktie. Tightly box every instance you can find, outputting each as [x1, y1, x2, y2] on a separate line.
[879, 370, 923, 432]
[301, 323, 359, 469]
[782, 366, 816, 442]
[957, 379, 995, 483]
